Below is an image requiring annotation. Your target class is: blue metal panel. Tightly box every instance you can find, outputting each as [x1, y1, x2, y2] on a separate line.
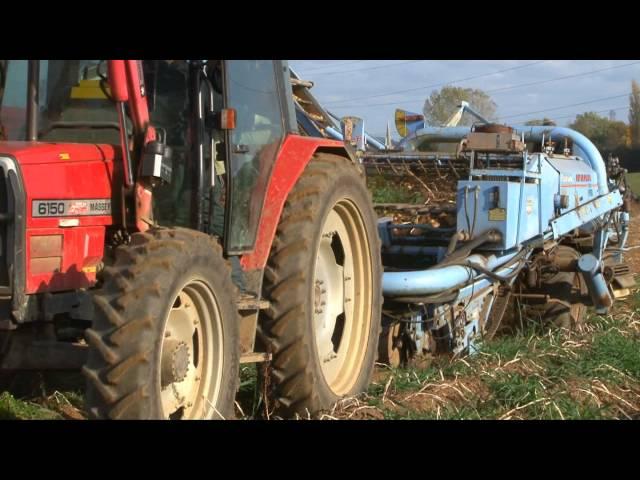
[550, 190, 623, 239]
[456, 180, 542, 250]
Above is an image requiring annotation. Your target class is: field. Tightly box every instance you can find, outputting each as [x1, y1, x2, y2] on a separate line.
[1, 183, 639, 420]
[627, 172, 640, 197]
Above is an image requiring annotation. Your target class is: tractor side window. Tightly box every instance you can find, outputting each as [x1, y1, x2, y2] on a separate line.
[226, 60, 284, 252]
[39, 60, 121, 144]
[145, 60, 192, 228]
[0, 60, 47, 140]
[0, 60, 121, 143]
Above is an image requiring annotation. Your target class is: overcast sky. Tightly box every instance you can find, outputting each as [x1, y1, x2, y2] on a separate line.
[289, 60, 640, 139]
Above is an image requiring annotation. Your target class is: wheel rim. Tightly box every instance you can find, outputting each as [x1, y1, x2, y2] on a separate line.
[312, 199, 373, 395]
[159, 279, 224, 419]
[570, 274, 587, 326]
[381, 323, 402, 368]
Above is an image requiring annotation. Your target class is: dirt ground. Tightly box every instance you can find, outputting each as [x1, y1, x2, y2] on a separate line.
[2, 206, 639, 420]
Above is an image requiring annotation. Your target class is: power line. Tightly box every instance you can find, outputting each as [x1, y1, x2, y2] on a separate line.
[486, 61, 640, 94]
[296, 60, 368, 72]
[525, 105, 628, 123]
[325, 60, 547, 106]
[498, 93, 629, 121]
[311, 60, 427, 77]
[328, 61, 640, 111]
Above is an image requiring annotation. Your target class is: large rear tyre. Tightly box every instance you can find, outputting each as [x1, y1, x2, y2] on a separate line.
[83, 228, 240, 420]
[259, 153, 382, 418]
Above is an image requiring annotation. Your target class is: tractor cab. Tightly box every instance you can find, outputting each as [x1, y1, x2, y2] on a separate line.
[0, 60, 296, 259]
[140, 60, 296, 254]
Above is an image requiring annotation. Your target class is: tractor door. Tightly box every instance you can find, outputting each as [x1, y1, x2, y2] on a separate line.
[223, 60, 295, 254]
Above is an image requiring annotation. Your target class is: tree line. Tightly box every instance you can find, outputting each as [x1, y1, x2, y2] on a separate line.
[420, 80, 640, 164]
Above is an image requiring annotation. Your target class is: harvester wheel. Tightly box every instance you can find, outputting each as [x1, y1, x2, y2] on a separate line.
[539, 271, 587, 329]
[378, 321, 403, 368]
[529, 246, 588, 330]
[83, 228, 239, 419]
[259, 153, 382, 418]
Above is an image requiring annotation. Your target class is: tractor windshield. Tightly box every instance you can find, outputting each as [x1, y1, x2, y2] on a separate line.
[0, 60, 121, 144]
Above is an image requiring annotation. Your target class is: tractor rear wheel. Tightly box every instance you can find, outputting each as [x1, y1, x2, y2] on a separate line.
[83, 228, 239, 419]
[259, 153, 382, 418]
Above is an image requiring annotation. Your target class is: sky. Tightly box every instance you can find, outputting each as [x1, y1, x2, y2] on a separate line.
[289, 60, 640, 139]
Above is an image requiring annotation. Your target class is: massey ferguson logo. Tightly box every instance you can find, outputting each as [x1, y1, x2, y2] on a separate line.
[33, 199, 111, 217]
[68, 201, 90, 215]
[575, 174, 592, 183]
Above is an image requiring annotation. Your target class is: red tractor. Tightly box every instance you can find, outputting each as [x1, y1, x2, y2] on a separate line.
[0, 60, 382, 419]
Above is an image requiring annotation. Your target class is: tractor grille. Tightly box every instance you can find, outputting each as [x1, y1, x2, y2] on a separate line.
[0, 156, 23, 298]
[0, 167, 9, 289]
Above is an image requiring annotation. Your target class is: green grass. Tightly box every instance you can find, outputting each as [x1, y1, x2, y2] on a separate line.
[626, 172, 640, 196]
[0, 391, 62, 420]
[348, 291, 640, 420]
[367, 175, 424, 205]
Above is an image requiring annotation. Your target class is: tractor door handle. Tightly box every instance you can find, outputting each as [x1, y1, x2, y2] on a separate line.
[233, 144, 250, 154]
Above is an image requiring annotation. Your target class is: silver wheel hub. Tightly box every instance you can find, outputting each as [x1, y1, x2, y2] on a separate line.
[312, 201, 373, 395]
[161, 339, 190, 386]
[159, 281, 224, 419]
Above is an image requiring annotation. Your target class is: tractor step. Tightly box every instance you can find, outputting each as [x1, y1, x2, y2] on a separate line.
[237, 294, 270, 311]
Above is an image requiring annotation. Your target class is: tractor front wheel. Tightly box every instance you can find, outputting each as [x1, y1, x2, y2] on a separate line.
[83, 228, 239, 419]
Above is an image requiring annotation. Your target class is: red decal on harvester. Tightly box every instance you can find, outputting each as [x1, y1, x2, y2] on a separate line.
[575, 174, 591, 182]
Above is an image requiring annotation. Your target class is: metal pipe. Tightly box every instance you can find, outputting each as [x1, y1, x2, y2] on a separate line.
[441, 229, 501, 265]
[527, 126, 608, 195]
[365, 134, 385, 150]
[577, 253, 613, 312]
[401, 125, 608, 195]
[382, 245, 444, 256]
[325, 126, 343, 141]
[382, 251, 518, 296]
[26, 60, 39, 141]
[325, 126, 385, 150]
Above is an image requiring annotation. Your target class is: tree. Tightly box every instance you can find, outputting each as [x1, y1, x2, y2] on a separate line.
[630, 79, 640, 147]
[423, 86, 497, 126]
[524, 118, 556, 126]
[569, 112, 629, 153]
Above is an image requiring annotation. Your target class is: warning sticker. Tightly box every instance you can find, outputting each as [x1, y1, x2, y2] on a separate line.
[526, 198, 534, 215]
[489, 208, 506, 221]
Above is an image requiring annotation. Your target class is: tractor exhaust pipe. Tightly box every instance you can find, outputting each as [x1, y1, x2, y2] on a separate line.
[26, 60, 40, 141]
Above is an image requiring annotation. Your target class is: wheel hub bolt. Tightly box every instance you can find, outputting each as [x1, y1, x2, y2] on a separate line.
[161, 339, 190, 387]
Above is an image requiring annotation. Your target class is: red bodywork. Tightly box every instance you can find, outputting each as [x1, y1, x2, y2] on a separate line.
[241, 135, 346, 271]
[0, 142, 115, 293]
[0, 60, 349, 300]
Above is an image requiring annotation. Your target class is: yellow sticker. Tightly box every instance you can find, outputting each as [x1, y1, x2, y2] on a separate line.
[59, 153, 70, 160]
[526, 198, 534, 215]
[70, 80, 109, 100]
[82, 265, 97, 274]
[489, 208, 506, 221]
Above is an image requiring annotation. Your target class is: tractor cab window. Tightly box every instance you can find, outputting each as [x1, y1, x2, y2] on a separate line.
[145, 60, 192, 228]
[226, 60, 284, 252]
[145, 60, 226, 232]
[0, 60, 121, 143]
